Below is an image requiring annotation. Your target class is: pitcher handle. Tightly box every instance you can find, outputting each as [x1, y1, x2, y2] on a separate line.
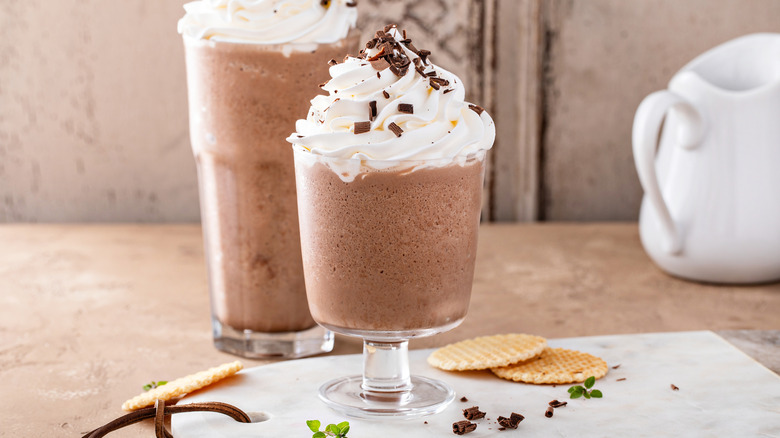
[632, 90, 704, 255]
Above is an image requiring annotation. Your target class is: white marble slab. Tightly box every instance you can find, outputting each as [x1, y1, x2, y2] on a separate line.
[172, 331, 780, 437]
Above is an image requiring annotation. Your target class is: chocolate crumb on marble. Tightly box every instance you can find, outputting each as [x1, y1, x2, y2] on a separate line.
[460, 396, 469, 402]
[453, 420, 477, 435]
[462, 406, 486, 420]
[545, 407, 554, 418]
[497, 412, 524, 429]
[671, 384, 680, 391]
[549, 400, 567, 408]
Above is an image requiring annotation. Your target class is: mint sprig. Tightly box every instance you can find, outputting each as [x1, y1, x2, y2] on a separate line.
[568, 376, 603, 399]
[142, 381, 168, 392]
[306, 420, 350, 438]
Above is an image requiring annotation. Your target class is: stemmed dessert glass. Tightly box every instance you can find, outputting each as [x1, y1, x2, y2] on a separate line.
[293, 148, 488, 418]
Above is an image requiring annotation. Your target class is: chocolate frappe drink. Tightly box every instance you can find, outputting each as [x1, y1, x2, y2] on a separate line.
[289, 25, 495, 338]
[178, 0, 359, 358]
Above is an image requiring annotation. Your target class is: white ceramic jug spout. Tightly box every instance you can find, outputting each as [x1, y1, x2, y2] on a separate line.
[632, 33, 780, 284]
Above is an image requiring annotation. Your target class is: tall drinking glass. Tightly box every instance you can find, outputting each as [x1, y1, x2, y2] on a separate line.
[182, 33, 360, 359]
[293, 148, 488, 417]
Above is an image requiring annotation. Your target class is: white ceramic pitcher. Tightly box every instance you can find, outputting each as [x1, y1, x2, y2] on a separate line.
[633, 33, 780, 284]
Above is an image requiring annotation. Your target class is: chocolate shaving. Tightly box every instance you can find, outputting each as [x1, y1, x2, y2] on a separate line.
[462, 406, 486, 420]
[398, 103, 414, 114]
[443, 88, 454, 94]
[369, 101, 378, 121]
[549, 400, 567, 408]
[496, 413, 524, 429]
[382, 90, 390, 99]
[617, 377, 627, 382]
[545, 407, 554, 418]
[612, 364, 621, 369]
[430, 77, 450, 87]
[345, 0, 357, 6]
[429, 79, 441, 90]
[468, 104, 485, 115]
[370, 58, 391, 71]
[354, 121, 371, 135]
[671, 384, 680, 391]
[320, 0, 329, 6]
[377, 72, 381, 78]
[452, 420, 477, 435]
[388, 122, 403, 137]
[460, 396, 469, 402]
[328, 59, 337, 66]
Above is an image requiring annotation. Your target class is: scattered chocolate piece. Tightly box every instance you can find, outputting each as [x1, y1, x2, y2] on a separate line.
[369, 101, 378, 121]
[388, 122, 403, 137]
[496, 413, 524, 429]
[320, 0, 329, 6]
[353, 121, 371, 135]
[617, 378, 626, 382]
[377, 72, 381, 78]
[671, 384, 679, 391]
[549, 400, 567, 408]
[370, 58, 391, 71]
[460, 396, 469, 402]
[382, 90, 390, 99]
[418, 49, 431, 63]
[545, 407, 554, 418]
[612, 364, 621, 369]
[424, 421, 428, 425]
[443, 88, 454, 94]
[318, 81, 328, 88]
[462, 406, 486, 421]
[398, 103, 414, 114]
[345, 0, 357, 6]
[327, 59, 337, 66]
[452, 420, 477, 435]
[468, 104, 485, 115]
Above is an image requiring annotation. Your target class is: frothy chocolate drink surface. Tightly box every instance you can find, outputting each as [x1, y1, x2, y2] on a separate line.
[184, 37, 357, 333]
[295, 157, 485, 333]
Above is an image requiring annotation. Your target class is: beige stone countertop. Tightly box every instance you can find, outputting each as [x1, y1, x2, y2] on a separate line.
[1, 224, 778, 436]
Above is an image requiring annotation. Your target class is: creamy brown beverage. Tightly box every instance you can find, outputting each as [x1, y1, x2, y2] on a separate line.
[179, 0, 359, 357]
[289, 25, 495, 337]
[294, 154, 485, 333]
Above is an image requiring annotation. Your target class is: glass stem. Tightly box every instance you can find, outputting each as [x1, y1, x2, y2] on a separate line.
[362, 339, 412, 399]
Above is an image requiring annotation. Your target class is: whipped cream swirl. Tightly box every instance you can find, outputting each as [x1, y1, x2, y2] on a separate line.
[178, 0, 358, 46]
[288, 25, 495, 177]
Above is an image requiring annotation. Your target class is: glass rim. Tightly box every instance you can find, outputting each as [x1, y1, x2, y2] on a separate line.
[291, 144, 488, 166]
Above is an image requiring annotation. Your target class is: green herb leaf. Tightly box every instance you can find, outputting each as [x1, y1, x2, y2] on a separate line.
[583, 391, 591, 399]
[313, 432, 326, 438]
[306, 420, 321, 433]
[338, 422, 350, 435]
[157, 381, 168, 386]
[584, 376, 595, 389]
[591, 389, 603, 398]
[326, 423, 340, 435]
[570, 386, 584, 399]
[143, 384, 152, 391]
[567, 386, 577, 394]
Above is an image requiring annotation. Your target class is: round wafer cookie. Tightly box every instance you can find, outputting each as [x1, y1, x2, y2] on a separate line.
[491, 347, 607, 384]
[427, 334, 547, 371]
[122, 361, 243, 411]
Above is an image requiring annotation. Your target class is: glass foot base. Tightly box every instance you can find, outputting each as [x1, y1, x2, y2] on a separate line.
[319, 375, 455, 419]
[213, 319, 333, 359]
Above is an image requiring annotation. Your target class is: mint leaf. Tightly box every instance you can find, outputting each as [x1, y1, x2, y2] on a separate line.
[326, 424, 340, 435]
[306, 420, 321, 433]
[584, 376, 595, 389]
[157, 381, 168, 387]
[313, 432, 326, 438]
[591, 389, 603, 398]
[338, 422, 350, 435]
